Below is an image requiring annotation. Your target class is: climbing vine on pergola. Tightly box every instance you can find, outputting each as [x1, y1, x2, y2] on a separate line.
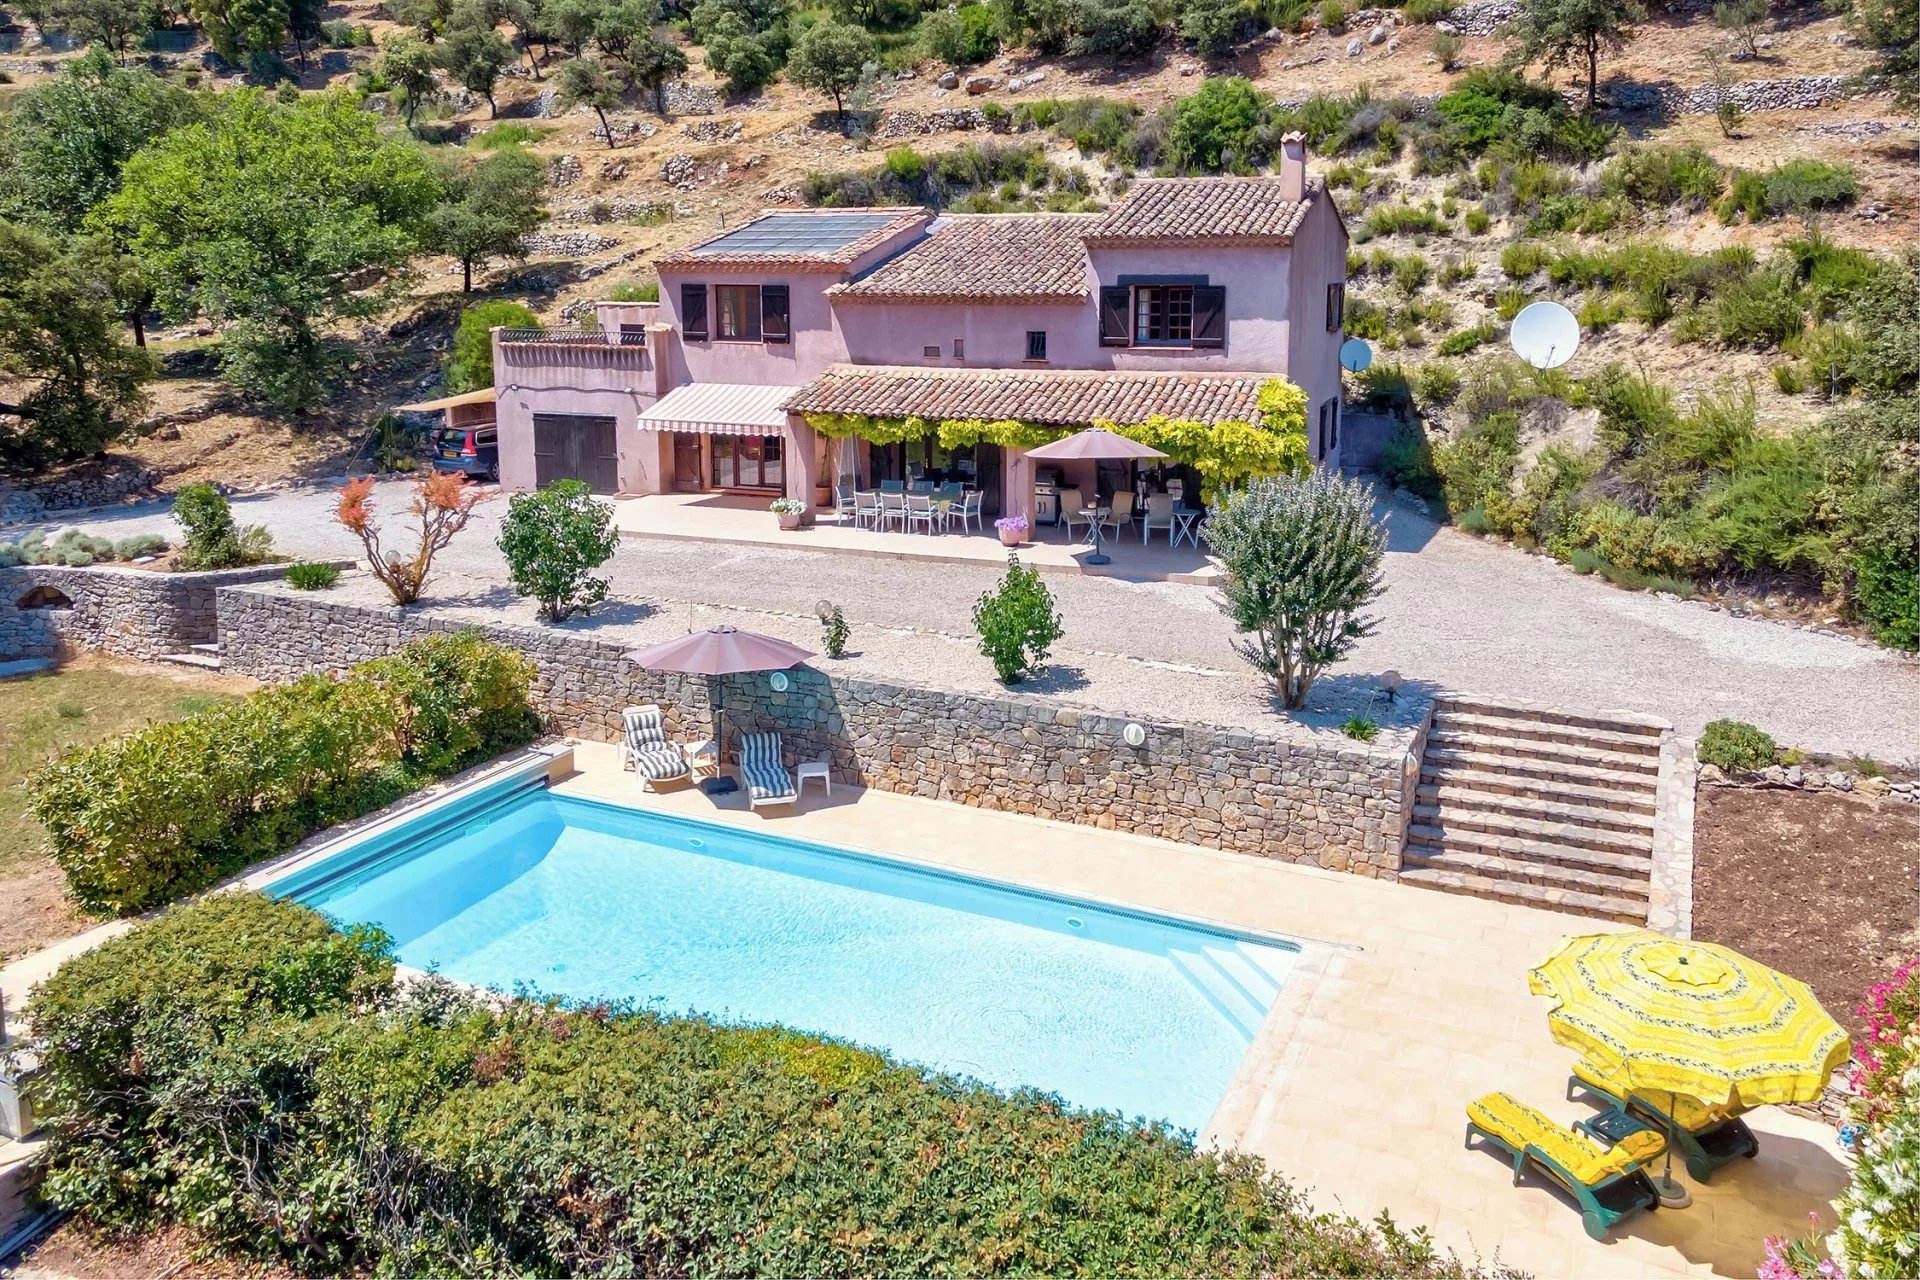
[802, 377, 1311, 498]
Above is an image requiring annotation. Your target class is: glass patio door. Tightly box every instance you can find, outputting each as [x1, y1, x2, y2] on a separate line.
[711, 434, 784, 490]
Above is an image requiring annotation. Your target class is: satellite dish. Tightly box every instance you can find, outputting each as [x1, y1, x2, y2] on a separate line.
[1339, 337, 1374, 373]
[1509, 301, 1580, 370]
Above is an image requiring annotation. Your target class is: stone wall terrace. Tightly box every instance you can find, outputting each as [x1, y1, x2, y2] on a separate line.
[0, 562, 298, 661]
[217, 585, 1419, 879]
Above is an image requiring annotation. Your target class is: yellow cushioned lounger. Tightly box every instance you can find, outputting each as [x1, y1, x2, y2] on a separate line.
[1465, 1092, 1663, 1240]
[1567, 1059, 1761, 1182]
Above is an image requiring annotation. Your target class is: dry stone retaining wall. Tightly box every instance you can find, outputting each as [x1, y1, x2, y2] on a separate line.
[0, 563, 299, 661]
[217, 586, 1418, 879]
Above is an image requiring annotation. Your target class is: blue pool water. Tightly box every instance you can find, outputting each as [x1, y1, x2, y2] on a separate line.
[278, 782, 1298, 1130]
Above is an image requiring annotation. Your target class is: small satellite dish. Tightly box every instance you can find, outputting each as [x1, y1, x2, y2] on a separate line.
[1509, 301, 1580, 370]
[1339, 337, 1373, 373]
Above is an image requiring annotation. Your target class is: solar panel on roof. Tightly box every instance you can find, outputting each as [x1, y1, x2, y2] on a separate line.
[691, 212, 904, 256]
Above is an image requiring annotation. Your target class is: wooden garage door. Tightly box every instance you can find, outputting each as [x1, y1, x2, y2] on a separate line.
[531, 413, 620, 494]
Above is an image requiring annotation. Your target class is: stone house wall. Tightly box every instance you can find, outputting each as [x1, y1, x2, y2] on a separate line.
[0, 563, 300, 661]
[217, 586, 1418, 879]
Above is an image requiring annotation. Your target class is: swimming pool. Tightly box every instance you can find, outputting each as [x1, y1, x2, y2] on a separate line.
[275, 779, 1299, 1131]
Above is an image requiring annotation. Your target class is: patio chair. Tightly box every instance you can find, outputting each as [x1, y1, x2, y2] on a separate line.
[1465, 1092, 1665, 1241]
[879, 479, 905, 494]
[619, 704, 691, 790]
[951, 489, 983, 534]
[1567, 1059, 1759, 1183]
[905, 491, 938, 534]
[1099, 491, 1135, 537]
[878, 489, 907, 531]
[1141, 492, 1174, 544]
[852, 489, 880, 529]
[834, 479, 857, 521]
[740, 730, 797, 810]
[1059, 487, 1093, 541]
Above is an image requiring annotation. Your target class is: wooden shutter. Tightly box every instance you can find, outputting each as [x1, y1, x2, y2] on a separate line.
[1327, 282, 1345, 332]
[1192, 286, 1226, 348]
[761, 284, 790, 343]
[1098, 286, 1130, 347]
[680, 283, 707, 341]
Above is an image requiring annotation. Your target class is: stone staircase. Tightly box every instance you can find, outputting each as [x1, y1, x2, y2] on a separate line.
[1398, 696, 1666, 923]
[156, 641, 223, 672]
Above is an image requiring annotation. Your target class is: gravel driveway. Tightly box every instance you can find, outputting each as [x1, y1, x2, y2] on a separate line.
[17, 479, 1919, 762]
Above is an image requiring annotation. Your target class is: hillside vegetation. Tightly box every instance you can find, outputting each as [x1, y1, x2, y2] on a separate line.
[0, 0, 1913, 640]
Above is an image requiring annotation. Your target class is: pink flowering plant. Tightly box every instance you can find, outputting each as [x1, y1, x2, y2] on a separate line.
[1759, 1214, 1838, 1280]
[1849, 957, 1920, 1127]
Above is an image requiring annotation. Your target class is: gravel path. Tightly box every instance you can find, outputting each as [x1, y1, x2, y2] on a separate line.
[17, 479, 1919, 762]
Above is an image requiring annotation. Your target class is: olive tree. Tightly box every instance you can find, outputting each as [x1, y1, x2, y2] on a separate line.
[1203, 471, 1387, 709]
[496, 479, 621, 621]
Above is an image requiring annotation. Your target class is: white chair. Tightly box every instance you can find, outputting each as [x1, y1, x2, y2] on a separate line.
[740, 730, 797, 810]
[834, 479, 856, 521]
[1099, 491, 1135, 538]
[852, 489, 880, 529]
[1059, 487, 1093, 541]
[905, 492, 938, 534]
[951, 489, 983, 534]
[878, 489, 907, 531]
[1167, 478, 1185, 503]
[620, 704, 691, 790]
[1142, 492, 1174, 544]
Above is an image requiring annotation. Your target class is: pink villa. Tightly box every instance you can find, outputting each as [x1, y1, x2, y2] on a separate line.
[488, 139, 1349, 527]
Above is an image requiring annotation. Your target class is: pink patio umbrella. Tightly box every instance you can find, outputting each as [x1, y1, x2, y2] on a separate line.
[1024, 428, 1167, 565]
[624, 625, 814, 787]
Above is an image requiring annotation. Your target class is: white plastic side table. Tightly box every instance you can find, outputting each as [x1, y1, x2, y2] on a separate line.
[796, 759, 832, 797]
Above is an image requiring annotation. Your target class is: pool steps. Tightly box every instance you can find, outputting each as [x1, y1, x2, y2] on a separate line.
[1167, 941, 1293, 1040]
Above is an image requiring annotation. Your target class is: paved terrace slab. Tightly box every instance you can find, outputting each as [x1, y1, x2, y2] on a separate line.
[13, 477, 1918, 761]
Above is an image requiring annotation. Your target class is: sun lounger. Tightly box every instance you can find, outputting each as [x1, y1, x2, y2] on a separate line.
[740, 730, 797, 810]
[1465, 1092, 1665, 1240]
[620, 704, 691, 790]
[1567, 1059, 1759, 1182]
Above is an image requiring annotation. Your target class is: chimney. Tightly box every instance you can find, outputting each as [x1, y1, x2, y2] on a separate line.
[1278, 131, 1307, 203]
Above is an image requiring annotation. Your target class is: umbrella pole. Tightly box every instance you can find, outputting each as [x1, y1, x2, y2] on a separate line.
[1654, 1089, 1692, 1208]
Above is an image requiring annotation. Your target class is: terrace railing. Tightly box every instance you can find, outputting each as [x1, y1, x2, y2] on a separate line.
[497, 326, 649, 348]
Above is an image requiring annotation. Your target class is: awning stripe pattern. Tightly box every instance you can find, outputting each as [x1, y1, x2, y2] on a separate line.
[637, 383, 802, 437]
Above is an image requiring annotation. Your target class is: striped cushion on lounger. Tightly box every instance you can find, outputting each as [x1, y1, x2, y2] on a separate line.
[623, 706, 689, 782]
[739, 731, 795, 801]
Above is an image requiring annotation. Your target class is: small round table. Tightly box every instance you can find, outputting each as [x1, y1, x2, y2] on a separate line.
[1079, 507, 1114, 565]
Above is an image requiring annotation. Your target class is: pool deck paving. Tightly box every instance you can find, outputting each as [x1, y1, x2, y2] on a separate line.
[554, 742, 1849, 1280]
[0, 740, 1848, 1278]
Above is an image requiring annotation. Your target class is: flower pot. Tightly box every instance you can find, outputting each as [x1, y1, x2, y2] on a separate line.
[998, 528, 1024, 547]
[777, 512, 803, 532]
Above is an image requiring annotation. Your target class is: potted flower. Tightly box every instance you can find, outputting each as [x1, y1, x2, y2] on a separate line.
[995, 514, 1029, 548]
[770, 497, 807, 531]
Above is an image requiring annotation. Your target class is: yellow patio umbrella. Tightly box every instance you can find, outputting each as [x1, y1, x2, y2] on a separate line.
[1530, 931, 1850, 1107]
[1529, 931, 1849, 1205]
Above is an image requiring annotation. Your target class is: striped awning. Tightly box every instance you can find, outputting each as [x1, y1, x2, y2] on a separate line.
[636, 382, 801, 437]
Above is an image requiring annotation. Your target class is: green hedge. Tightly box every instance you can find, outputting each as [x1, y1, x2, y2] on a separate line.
[28, 895, 1488, 1279]
[28, 632, 538, 915]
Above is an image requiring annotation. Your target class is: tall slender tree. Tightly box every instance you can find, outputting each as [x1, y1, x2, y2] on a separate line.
[1512, 0, 1644, 111]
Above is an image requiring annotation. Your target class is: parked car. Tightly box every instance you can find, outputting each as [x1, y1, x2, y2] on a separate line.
[431, 425, 499, 481]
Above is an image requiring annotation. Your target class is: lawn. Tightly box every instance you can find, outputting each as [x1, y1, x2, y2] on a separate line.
[0, 660, 246, 963]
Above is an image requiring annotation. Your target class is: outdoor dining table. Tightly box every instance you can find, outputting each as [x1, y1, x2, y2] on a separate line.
[1169, 505, 1204, 549]
[1077, 507, 1115, 565]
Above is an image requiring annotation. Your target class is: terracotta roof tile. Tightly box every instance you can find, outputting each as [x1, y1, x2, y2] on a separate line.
[1083, 177, 1322, 246]
[785, 365, 1267, 427]
[832, 214, 1096, 304]
[657, 208, 929, 274]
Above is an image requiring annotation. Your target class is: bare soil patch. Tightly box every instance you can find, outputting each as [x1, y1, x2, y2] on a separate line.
[9, 1222, 306, 1280]
[1693, 785, 1920, 1037]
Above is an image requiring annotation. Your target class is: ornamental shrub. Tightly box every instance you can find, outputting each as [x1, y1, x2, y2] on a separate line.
[284, 559, 341, 589]
[445, 299, 539, 392]
[1204, 471, 1386, 709]
[1696, 718, 1776, 772]
[28, 632, 536, 914]
[495, 478, 621, 622]
[972, 553, 1064, 683]
[26, 894, 1488, 1279]
[172, 482, 274, 570]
